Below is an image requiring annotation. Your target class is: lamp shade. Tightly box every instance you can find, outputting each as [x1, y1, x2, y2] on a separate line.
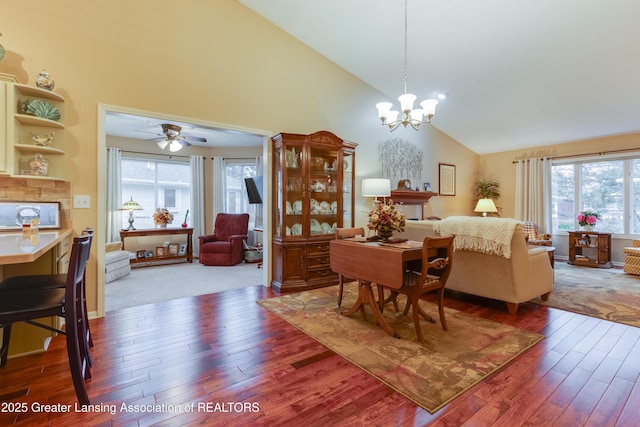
[120, 197, 142, 211]
[362, 178, 391, 197]
[474, 198, 498, 217]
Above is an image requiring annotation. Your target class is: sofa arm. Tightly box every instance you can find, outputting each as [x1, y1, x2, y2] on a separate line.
[229, 234, 248, 249]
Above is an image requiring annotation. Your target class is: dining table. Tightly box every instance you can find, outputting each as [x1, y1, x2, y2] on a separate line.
[329, 237, 427, 338]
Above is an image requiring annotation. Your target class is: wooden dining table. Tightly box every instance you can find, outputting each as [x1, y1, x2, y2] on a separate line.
[329, 238, 427, 338]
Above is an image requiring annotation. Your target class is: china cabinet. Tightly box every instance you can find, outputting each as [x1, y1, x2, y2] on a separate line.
[271, 131, 357, 292]
[0, 77, 66, 180]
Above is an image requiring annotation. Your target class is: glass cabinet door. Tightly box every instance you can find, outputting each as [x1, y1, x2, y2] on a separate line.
[308, 145, 339, 236]
[274, 145, 283, 237]
[283, 143, 304, 237]
[342, 150, 354, 227]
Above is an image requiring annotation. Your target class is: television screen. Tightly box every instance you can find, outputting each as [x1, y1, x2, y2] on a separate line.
[245, 176, 264, 204]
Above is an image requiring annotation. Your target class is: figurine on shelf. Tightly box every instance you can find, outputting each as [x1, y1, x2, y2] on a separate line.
[0, 33, 5, 63]
[29, 131, 55, 146]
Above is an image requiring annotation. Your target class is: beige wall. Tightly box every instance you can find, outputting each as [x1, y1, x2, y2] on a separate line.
[0, 0, 479, 316]
[480, 132, 640, 262]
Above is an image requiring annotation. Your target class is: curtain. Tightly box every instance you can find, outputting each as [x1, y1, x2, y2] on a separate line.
[106, 147, 122, 242]
[255, 155, 264, 228]
[190, 155, 205, 257]
[212, 156, 226, 218]
[514, 157, 552, 233]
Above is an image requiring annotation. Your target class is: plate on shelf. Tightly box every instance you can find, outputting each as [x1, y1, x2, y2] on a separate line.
[291, 223, 302, 235]
[310, 218, 321, 232]
[293, 200, 303, 214]
[321, 222, 332, 233]
[331, 201, 337, 213]
[286, 201, 293, 214]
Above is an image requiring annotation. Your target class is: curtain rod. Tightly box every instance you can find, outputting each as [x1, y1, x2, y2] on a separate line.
[512, 147, 640, 164]
[114, 148, 189, 159]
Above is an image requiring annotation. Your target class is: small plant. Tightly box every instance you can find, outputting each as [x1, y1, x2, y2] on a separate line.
[473, 179, 501, 200]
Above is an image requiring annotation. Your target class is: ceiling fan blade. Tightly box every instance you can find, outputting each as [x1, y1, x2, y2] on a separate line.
[182, 135, 207, 143]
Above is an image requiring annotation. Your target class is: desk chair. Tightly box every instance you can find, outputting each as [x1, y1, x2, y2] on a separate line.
[334, 227, 365, 308]
[382, 235, 454, 342]
[0, 234, 93, 405]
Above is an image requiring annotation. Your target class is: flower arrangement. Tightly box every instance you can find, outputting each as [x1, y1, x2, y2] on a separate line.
[153, 208, 174, 226]
[367, 199, 406, 237]
[576, 210, 600, 227]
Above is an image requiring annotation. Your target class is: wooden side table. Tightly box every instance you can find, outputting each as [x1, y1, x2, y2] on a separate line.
[530, 245, 555, 268]
[567, 230, 612, 268]
[120, 227, 193, 267]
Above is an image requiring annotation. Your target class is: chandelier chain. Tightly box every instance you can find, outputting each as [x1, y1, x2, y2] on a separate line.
[403, 0, 408, 95]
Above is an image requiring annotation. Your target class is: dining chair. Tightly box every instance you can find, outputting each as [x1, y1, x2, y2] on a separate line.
[0, 228, 95, 364]
[0, 234, 94, 405]
[334, 227, 365, 308]
[382, 235, 455, 341]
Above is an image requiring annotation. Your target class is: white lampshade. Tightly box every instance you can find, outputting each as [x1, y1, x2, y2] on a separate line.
[420, 99, 438, 120]
[362, 178, 391, 198]
[169, 140, 183, 152]
[157, 139, 169, 150]
[409, 108, 424, 122]
[376, 102, 393, 119]
[398, 93, 417, 113]
[474, 198, 498, 217]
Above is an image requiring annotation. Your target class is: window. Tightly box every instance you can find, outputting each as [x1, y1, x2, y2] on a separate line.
[121, 157, 191, 229]
[552, 156, 634, 235]
[225, 160, 258, 229]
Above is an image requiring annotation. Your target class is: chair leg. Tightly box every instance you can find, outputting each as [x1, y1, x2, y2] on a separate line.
[437, 287, 448, 331]
[0, 324, 12, 367]
[411, 293, 424, 342]
[66, 302, 91, 406]
[337, 275, 344, 308]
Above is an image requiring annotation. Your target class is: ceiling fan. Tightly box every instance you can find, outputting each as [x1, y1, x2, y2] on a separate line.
[146, 123, 207, 152]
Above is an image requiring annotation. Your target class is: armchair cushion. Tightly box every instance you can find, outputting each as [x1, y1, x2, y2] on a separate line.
[623, 239, 640, 275]
[199, 213, 249, 266]
[522, 221, 552, 246]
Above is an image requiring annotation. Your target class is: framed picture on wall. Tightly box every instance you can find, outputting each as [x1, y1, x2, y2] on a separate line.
[439, 163, 456, 196]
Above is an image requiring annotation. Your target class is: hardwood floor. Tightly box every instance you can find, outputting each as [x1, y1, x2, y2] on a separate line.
[1, 284, 639, 426]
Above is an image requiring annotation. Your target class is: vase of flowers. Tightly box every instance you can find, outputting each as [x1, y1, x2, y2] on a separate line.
[577, 210, 599, 230]
[367, 199, 406, 241]
[153, 208, 174, 228]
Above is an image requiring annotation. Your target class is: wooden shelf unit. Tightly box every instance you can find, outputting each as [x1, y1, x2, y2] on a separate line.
[567, 230, 612, 268]
[389, 190, 438, 219]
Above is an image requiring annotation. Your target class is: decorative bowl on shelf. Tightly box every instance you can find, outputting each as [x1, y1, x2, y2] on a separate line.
[21, 99, 60, 121]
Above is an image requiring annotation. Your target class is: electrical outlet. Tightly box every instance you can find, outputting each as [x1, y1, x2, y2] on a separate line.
[74, 195, 91, 209]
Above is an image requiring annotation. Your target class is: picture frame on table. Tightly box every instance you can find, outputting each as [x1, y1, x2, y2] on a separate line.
[424, 182, 431, 192]
[178, 243, 188, 255]
[439, 163, 456, 196]
[155, 246, 165, 257]
[136, 250, 145, 259]
[168, 243, 179, 255]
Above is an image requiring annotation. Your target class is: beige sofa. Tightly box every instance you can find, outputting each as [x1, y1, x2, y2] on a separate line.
[396, 217, 553, 314]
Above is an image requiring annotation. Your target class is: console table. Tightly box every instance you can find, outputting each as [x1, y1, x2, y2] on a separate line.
[120, 227, 193, 267]
[568, 230, 612, 268]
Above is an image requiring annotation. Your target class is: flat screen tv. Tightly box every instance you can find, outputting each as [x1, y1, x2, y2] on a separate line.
[245, 176, 264, 204]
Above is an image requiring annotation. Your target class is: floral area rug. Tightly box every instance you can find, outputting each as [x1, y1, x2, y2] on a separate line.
[257, 285, 543, 414]
[538, 262, 640, 328]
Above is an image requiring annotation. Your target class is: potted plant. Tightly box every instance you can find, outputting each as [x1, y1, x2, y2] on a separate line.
[472, 179, 501, 216]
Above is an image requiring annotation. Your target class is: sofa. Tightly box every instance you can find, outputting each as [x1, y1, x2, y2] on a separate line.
[105, 241, 131, 283]
[395, 216, 553, 314]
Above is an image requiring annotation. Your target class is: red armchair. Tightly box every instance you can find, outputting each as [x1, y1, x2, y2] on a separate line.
[199, 213, 249, 266]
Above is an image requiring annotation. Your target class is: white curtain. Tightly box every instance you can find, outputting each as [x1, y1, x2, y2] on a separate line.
[213, 156, 226, 219]
[255, 155, 264, 228]
[515, 157, 552, 233]
[106, 147, 122, 242]
[190, 155, 205, 257]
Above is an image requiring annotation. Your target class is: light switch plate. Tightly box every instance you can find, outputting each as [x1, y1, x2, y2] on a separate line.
[74, 195, 91, 209]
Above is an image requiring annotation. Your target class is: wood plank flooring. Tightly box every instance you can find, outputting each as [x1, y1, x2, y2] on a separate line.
[0, 284, 639, 426]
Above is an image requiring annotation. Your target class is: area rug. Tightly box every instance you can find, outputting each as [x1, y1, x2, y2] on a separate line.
[538, 262, 640, 328]
[257, 286, 543, 414]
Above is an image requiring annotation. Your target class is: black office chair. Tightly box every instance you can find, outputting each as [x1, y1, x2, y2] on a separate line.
[0, 234, 93, 405]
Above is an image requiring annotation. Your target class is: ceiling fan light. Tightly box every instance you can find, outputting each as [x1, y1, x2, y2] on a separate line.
[169, 140, 183, 152]
[398, 93, 416, 113]
[157, 139, 169, 150]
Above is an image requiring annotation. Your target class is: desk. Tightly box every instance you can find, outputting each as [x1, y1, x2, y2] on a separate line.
[120, 227, 193, 267]
[329, 238, 425, 338]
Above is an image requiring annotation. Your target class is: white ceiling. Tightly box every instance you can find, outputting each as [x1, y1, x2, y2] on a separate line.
[105, 111, 265, 148]
[240, 0, 640, 154]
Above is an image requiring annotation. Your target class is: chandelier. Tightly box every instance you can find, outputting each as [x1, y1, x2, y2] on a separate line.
[376, 0, 440, 131]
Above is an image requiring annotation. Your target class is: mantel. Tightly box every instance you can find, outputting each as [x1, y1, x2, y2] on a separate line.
[390, 190, 438, 205]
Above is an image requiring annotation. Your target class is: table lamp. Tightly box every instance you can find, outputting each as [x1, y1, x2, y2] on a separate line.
[362, 178, 391, 205]
[474, 198, 498, 217]
[120, 197, 143, 230]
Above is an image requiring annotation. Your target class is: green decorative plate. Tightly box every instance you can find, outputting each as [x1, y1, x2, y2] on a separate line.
[21, 99, 61, 121]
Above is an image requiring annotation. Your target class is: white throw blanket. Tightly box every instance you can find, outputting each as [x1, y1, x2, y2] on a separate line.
[432, 216, 520, 259]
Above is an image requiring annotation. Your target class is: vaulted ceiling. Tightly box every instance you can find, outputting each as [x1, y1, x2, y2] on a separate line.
[240, 0, 640, 154]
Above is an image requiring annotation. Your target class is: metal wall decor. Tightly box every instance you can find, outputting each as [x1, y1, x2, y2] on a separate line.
[377, 138, 423, 188]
